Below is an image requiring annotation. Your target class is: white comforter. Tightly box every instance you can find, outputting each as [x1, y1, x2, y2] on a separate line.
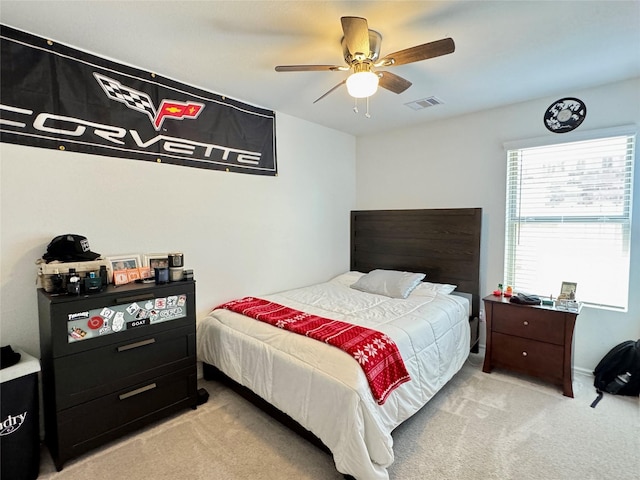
[196, 272, 470, 480]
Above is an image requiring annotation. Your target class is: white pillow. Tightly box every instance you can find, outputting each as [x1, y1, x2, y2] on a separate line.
[330, 271, 365, 287]
[410, 281, 457, 296]
[350, 269, 426, 299]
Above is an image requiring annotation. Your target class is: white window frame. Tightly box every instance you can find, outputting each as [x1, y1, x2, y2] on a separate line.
[503, 126, 636, 311]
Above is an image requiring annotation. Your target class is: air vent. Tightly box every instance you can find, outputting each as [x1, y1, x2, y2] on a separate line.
[404, 96, 444, 110]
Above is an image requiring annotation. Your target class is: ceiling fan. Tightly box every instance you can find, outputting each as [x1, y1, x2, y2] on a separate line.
[275, 16, 455, 106]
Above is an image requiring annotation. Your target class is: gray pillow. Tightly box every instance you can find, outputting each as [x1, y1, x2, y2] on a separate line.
[351, 269, 426, 299]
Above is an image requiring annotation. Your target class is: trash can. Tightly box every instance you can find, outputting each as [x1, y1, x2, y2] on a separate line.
[0, 348, 41, 480]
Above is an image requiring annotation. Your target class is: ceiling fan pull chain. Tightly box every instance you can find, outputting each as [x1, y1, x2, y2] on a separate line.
[365, 97, 371, 118]
[353, 97, 359, 113]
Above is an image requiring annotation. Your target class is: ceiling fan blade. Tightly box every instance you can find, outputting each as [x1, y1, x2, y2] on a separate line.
[313, 80, 346, 104]
[341, 16, 370, 58]
[275, 65, 346, 72]
[378, 71, 412, 94]
[377, 37, 455, 67]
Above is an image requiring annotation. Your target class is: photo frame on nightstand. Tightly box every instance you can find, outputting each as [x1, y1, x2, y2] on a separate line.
[559, 281, 577, 300]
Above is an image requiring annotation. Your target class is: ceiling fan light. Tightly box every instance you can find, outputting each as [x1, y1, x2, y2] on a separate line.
[346, 71, 379, 98]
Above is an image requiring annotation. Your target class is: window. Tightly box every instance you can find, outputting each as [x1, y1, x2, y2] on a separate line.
[504, 129, 635, 310]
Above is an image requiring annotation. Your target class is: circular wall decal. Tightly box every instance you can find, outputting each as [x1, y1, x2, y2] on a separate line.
[544, 97, 586, 133]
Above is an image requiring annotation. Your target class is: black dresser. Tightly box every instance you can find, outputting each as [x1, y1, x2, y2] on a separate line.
[37, 280, 197, 470]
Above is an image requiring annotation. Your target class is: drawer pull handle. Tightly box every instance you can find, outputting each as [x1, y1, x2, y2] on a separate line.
[523, 321, 529, 326]
[117, 338, 156, 352]
[119, 383, 157, 401]
[522, 351, 528, 357]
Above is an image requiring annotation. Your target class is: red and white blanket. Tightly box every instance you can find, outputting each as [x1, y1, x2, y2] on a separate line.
[215, 296, 411, 405]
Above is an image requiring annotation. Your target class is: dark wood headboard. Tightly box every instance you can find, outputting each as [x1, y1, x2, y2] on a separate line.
[350, 208, 482, 319]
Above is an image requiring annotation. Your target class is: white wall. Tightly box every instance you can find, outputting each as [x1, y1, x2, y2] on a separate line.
[0, 112, 356, 358]
[356, 77, 640, 372]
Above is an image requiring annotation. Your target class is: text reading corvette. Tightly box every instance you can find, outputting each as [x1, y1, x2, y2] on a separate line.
[0, 104, 262, 166]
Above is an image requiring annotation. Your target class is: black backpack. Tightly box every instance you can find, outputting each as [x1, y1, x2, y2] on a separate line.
[590, 339, 640, 408]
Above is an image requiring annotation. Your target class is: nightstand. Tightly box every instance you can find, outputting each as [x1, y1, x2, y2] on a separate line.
[482, 294, 580, 397]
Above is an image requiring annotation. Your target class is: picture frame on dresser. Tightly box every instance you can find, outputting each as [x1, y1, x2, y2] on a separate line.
[107, 254, 141, 272]
[106, 254, 142, 285]
[143, 253, 169, 269]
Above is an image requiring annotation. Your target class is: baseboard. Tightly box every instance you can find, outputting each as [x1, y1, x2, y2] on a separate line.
[573, 366, 593, 378]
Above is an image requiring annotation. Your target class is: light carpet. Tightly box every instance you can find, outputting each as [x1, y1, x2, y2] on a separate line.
[37, 354, 639, 480]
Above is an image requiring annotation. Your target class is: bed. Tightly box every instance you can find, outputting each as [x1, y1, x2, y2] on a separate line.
[197, 208, 482, 480]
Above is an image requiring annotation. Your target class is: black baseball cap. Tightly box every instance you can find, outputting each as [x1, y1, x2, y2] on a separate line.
[43, 234, 101, 262]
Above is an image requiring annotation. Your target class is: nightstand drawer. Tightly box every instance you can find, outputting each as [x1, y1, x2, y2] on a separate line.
[492, 303, 564, 345]
[492, 332, 564, 383]
[54, 325, 195, 409]
[56, 367, 196, 458]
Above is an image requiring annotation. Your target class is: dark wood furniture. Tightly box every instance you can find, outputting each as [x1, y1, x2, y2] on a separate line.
[482, 294, 580, 397]
[37, 280, 198, 470]
[351, 208, 482, 352]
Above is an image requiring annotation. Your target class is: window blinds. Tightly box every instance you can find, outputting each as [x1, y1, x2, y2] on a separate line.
[504, 134, 635, 310]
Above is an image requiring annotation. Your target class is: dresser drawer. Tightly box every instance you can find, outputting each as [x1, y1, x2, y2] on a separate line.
[54, 325, 195, 409]
[492, 303, 564, 345]
[56, 367, 196, 459]
[492, 332, 564, 383]
[40, 281, 196, 358]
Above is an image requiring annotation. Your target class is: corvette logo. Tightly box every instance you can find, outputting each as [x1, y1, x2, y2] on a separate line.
[93, 73, 204, 130]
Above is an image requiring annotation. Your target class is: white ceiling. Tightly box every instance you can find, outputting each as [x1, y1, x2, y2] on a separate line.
[2, 1, 639, 137]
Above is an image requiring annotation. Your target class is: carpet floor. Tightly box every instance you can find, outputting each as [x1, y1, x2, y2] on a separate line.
[37, 354, 639, 479]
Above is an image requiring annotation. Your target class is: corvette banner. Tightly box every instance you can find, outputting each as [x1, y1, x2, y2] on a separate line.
[0, 25, 277, 176]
